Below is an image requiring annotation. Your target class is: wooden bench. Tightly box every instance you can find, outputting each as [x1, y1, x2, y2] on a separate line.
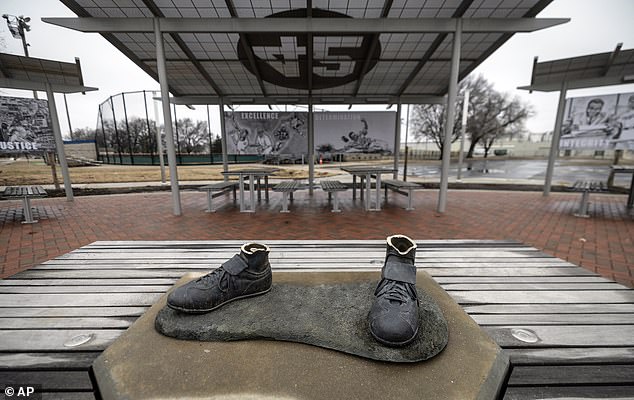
[273, 181, 301, 213]
[570, 180, 607, 218]
[320, 180, 348, 213]
[382, 179, 420, 210]
[197, 181, 238, 212]
[1, 185, 47, 223]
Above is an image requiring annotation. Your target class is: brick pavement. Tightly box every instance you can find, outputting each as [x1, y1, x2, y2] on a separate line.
[1, 188, 633, 287]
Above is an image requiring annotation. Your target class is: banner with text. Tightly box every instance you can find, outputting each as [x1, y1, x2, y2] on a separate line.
[561, 92, 634, 150]
[0, 96, 55, 153]
[224, 111, 308, 156]
[314, 111, 395, 156]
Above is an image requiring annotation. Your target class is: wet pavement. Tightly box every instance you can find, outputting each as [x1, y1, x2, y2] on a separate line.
[399, 158, 632, 187]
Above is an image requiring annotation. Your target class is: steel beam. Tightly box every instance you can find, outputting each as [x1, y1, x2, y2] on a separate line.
[169, 95, 445, 105]
[0, 78, 97, 93]
[43, 17, 569, 34]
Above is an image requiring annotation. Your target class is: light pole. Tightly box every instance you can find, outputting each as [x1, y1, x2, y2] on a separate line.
[2, 14, 37, 99]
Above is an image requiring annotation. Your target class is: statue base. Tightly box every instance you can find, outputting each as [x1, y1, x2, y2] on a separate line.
[93, 271, 508, 399]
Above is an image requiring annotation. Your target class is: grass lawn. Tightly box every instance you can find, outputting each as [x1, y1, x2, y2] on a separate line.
[0, 159, 334, 186]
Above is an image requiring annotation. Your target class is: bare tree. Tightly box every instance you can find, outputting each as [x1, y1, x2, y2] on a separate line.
[466, 91, 533, 158]
[176, 118, 208, 154]
[409, 75, 533, 158]
[70, 127, 96, 141]
[409, 103, 461, 160]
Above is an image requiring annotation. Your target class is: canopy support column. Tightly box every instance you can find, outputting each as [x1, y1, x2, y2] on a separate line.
[543, 80, 568, 196]
[218, 98, 229, 181]
[154, 17, 181, 216]
[457, 89, 469, 181]
[393, 100, 402, 179]
[45, 83, 73, 201]
[437, 18, 462, 213]
[308, 99, 314, 195]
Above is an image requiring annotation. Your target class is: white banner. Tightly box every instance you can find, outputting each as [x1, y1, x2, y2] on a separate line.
[0, 96, 55, 153]
[314, 111, 395, 155]
[561, 92, 634, 150]
[224, 111, 307, 155]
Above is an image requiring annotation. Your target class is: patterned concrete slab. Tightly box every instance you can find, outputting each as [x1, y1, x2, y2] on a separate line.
[94, 271, 508, 400]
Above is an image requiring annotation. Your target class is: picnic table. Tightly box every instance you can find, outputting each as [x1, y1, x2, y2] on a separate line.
[1, 240, 633, 399]
[221, 167, 279, 212]
[0, 185, 47, 224]
[340, 165, 397, 211]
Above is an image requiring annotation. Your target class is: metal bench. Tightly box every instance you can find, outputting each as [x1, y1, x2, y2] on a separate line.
[1, 185, 48, 224]
[382, 179, 420, 210]
[570, 180, 607, 218]
[273, 181, 301, 213]
[198, 181, 238, 212]
[320, 180, 348, 213]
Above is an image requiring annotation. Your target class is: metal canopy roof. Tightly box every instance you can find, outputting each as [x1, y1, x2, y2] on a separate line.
[48, 0, 564, 105]
[0, 52, 97, 93]
[519, 44, 634, 92]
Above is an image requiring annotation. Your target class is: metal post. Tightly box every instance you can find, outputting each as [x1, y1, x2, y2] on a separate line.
[154, 17, 182, 215]
[207, 104, 213, 164]
[457, 89, 469, 181]
[544, 80, 568, 196]
[143, 91, 154, 165]
[152, 91, 166, 183]
[45, 83, 73, 201]
[121, 92, 134, 165]
[308, 99, 315, 195]
[393, 101, 401, 179]
[219, 98, 229, 181]
[63, 93, 73, 138]
[15, 18, 38, 100]
[403, 103, 410, 181]
[99, 108, 110, 164]
[173, 103, 182, 165]
[110, 96, 123, 164]
[437, 18, 462, 214]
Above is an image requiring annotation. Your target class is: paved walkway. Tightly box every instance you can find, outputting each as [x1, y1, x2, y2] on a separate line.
[1, 188, 633, 287]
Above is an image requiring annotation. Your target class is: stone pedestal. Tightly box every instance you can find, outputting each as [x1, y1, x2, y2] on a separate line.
[93, 271, 508, 400]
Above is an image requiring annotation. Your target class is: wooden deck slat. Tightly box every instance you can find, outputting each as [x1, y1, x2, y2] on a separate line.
[508, 365, 634, 385]
[0, 317, 136, 329]
[0, 278, 177, 286]
[451, 290, 634, 304]
[503, 385, 634, 400]
[32, 261, 577, 269]
[472, 313, 634, 325]
[463, 304, 634, 314]
[41, 393, 96, 400]
[0, 307, 148, 318]
[0, 293, 161, 307]
[0, 276, 612, 285]
[0, 285, 172, 294]
[0, 330, 123, 351]
[505, 347, 634, 365]
[0, 352, 99, 369]
[0, 370, 93, 390]
[485, 325, 634, 347]
[11, 267, 595, 279]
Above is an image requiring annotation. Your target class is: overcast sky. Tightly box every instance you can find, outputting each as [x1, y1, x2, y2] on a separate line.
[1, 0, 634, 139]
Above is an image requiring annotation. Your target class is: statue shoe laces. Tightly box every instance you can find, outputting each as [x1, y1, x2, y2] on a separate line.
[368, 235, 419, 347]
[167, 243, 272, 313]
